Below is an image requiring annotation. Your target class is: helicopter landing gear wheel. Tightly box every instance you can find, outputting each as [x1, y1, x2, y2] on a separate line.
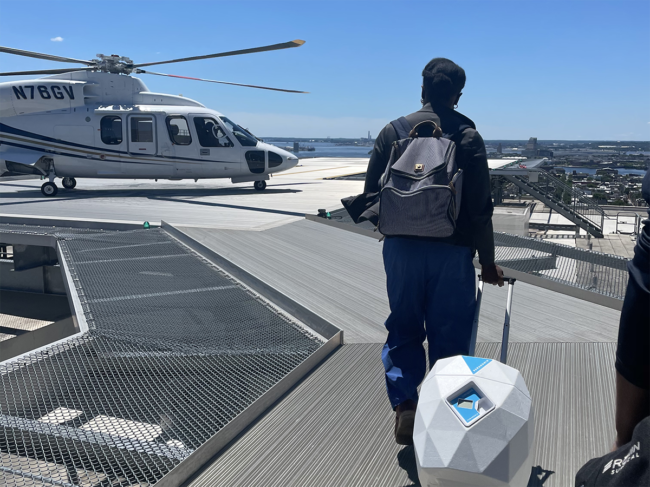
[62, 177, 76, 189]
[41, 182, 58, 197]
[254, 180, 267, 191]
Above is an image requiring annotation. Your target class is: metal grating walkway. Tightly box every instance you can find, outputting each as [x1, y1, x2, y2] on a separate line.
[1, 227, 326, 487]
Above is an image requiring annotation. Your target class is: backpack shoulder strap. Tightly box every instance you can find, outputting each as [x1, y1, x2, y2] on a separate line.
[390, 117, 412, 141]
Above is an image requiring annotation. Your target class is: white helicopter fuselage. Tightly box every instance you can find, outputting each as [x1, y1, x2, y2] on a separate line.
[0, 71, 298, 185]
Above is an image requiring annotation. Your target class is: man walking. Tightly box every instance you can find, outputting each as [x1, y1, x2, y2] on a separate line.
[364, 58, 504, 445]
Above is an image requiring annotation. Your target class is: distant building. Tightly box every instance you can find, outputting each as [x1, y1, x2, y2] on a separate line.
[526, 137, 538, 151]
[522, 138, 538, 157]
[596, 168, 619, 176]
[522, 137, 553, 158]
[497, 143, 503, 154]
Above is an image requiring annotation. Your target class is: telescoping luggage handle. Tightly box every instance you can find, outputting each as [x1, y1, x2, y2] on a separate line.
[468, 275, 516, 364]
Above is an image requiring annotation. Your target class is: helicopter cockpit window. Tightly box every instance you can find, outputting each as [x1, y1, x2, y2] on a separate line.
[193, 117, 234, 148]
[220, 116, 258, 147]
[100, 116, 123, 145]
[166, 116, 192, 145]
[131, 117, 154, 143]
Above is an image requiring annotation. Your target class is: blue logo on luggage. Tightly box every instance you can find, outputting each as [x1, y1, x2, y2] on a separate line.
[461, 356, 492, 374]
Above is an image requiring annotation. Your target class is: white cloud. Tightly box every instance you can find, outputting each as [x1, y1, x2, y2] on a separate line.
[50, 36, 63, 42]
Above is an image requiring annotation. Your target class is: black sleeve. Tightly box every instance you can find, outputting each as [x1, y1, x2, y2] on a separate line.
[364, 124, 397, 194]
[458, 129, 495, 266]
[575, 417, 650, 486]
[615, 171, 650, 389]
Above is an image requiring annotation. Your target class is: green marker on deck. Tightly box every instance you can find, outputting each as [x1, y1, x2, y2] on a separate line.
[143, 221, 150, 229]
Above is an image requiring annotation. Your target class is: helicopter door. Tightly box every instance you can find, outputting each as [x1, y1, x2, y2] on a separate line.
[165, 116, 195, 177]
[191, 116, 241, 177]
[128, 116, 157, 155]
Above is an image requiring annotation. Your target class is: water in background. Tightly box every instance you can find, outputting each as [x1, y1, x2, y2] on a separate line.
[266, 141, 373, 159]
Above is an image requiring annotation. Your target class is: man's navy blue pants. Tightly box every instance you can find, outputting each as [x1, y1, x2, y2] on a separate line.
[382, 237, 477, 409]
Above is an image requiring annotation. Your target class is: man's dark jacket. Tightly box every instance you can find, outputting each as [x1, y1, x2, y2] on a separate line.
[360, 103, 495, 266]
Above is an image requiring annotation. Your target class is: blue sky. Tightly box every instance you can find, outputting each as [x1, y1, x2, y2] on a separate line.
[0, 0, 648, 140]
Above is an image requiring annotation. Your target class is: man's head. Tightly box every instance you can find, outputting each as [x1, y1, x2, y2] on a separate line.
[421, 58, 466, 109]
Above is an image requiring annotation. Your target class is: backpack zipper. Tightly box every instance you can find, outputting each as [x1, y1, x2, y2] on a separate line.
[391, 162, 448, 180]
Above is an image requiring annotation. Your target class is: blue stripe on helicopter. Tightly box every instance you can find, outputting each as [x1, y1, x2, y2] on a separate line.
[0, 140, 163, 166]
[0, 123, 240, 165]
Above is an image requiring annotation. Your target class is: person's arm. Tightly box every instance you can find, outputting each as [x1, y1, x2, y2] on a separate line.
[458, 129, 502, 284]
[364, 124, 395, 194]
[459, 129, 494, 265]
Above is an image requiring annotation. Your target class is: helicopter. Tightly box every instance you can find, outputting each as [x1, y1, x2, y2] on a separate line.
[0, 40, 307, 196]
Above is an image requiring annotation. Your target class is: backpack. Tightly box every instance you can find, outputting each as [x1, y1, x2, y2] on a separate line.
[377, 117, 463, 238]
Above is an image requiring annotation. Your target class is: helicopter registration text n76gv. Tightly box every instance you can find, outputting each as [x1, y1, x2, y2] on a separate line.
[0, 41, 307, 196]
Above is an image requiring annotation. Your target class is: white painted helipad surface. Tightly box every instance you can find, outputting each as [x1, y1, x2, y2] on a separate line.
[0, 158, 367, 230]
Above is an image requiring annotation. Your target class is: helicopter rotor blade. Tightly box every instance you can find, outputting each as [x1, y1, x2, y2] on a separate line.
[0, 46, 94, 65]
[138, 70, 308, 93]
[133, 39, 305, 68]
[0, 67, 95, 77]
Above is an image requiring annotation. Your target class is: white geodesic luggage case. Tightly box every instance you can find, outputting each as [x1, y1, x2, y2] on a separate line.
[414, 278, 535, 487]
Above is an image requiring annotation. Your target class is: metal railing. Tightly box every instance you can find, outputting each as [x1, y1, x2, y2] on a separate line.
[615, 212, 643, 235]
[505, 171, 605, 237]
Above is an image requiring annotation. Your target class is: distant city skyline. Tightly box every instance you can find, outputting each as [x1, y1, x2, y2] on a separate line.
[0, 0, 648, 140]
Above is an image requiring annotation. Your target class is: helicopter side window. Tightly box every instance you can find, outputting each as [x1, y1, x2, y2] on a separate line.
[100, 116, 123, 145]
[131, 117, 154, 143]
[193, 117, 234, 148]
[166, 116, 192, 145]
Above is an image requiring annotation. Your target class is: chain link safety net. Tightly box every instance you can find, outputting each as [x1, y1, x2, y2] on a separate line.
[1, 227, 324, 487]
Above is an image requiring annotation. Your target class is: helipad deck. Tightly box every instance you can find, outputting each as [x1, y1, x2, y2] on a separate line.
[0, 159, 629, 486]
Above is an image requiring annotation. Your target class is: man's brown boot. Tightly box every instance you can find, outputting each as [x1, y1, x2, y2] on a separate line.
[394, 400, 417, 445]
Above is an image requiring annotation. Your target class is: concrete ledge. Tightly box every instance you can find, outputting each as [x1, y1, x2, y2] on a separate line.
[0, 232, 57, 248]
[0, 262, 66, 295]
[0, 317, 76, 361]
[0, 290, 71, 321]
[0, 214, 158, 231]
